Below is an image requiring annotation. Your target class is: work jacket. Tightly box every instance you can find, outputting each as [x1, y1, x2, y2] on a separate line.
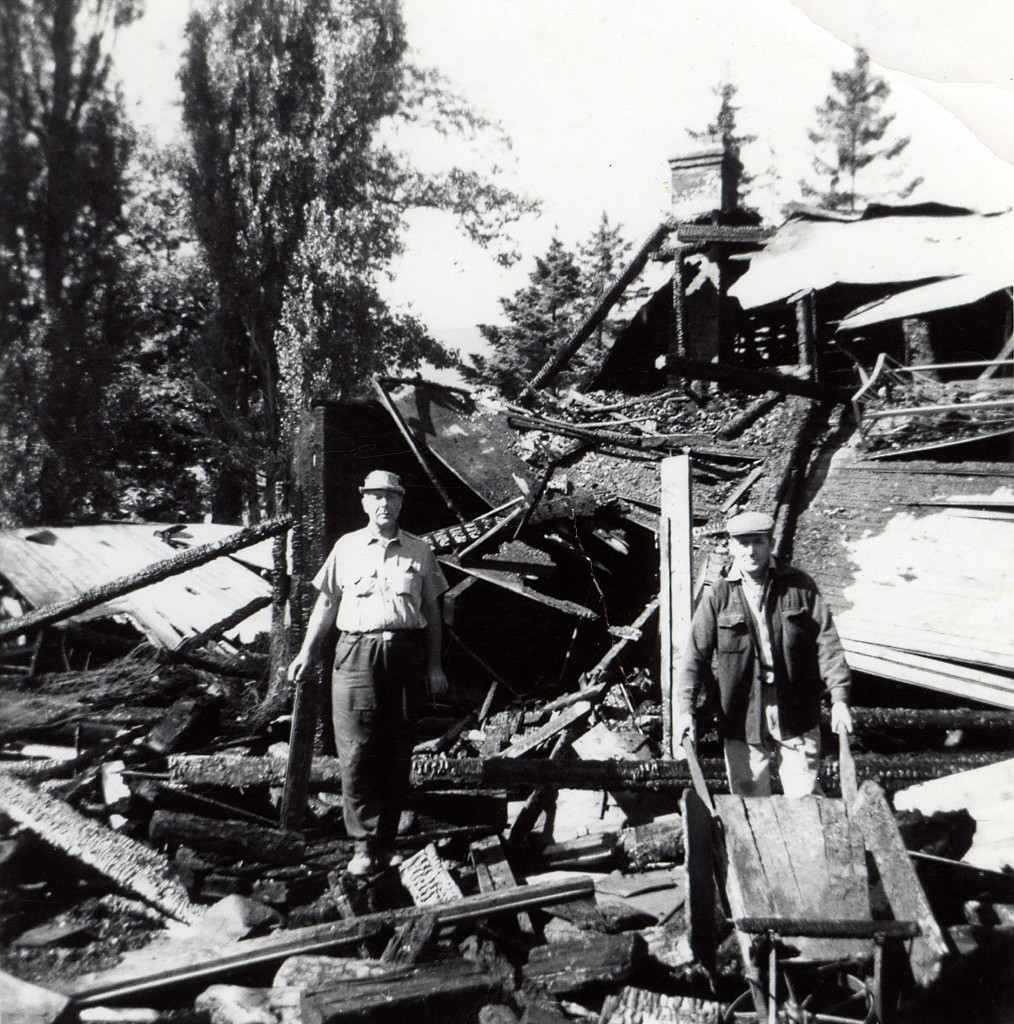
[676, 560, 851, 743]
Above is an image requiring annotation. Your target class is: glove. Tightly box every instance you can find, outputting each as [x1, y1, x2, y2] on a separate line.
[673, 711, 696, 759]
[831, 701, 853, 735]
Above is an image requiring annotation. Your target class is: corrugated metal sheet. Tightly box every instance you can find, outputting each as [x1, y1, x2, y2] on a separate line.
[729, 209, 1013, 310]
[837, 272, 1013, 331]
[0, 524, 272, 649]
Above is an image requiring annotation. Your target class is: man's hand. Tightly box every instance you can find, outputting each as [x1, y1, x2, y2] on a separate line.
[831, 701, 853, 735]
[673, 711, 696, 760]
[286, 650, 315, 684]
[426, 665, 449, 700]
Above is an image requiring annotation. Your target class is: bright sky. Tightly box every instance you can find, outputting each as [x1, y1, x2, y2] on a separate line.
[115, 0, 1014, 355]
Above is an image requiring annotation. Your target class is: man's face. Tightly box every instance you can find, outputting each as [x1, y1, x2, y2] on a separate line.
[728, 531, 773, 577]
[361, 488, 403, 534]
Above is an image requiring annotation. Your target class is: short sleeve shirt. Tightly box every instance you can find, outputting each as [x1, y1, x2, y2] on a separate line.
[312, 528, 448, 632]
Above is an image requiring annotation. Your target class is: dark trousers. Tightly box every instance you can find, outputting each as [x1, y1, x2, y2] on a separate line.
[331, 631, 423, 853]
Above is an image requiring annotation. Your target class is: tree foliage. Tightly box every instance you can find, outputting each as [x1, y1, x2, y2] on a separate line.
[0, 0, 141, 524]
[688, 82, 758, 202]
[179, 0, 537, 519]
[802, 47, 922, 212]
[466, 214, 635, 399]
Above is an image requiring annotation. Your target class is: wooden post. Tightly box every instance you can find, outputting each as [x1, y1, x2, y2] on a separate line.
[794, 290, 816, 378]
[668, 247, 689, 390]
[659, 455, 694, 757]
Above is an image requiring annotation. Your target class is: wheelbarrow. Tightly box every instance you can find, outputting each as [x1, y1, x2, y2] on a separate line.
[680, 726, 950, 1023]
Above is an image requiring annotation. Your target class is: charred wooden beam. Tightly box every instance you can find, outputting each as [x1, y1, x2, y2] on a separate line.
[175, 597, 270, 655]
[617, 813, 685, 871]
[304, 956, 509, 1024]
[0, 774, 200, 924]
[500, 702, 592, 759]
[471, 835, 534, 934]
[148, 811, 305, 864]
[380, 914, 439, 965]
[0, 515, 292, 643]
[675, 224, 775, 245]
[661, 355, 843, 402]
[65, 877, 594, 1006]
[521, 932, 646, 997]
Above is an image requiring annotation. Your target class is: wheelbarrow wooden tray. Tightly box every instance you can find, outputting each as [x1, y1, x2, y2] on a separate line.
[716, 793, 872, 964]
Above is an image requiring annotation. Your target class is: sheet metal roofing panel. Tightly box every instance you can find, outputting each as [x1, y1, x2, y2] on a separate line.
[0, 524, 272, 648]
[836, 272, 1013, 331]
[729, 210, 1013, 310]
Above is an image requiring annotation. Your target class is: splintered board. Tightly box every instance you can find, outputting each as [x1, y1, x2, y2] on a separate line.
[715, 795, 870, 966]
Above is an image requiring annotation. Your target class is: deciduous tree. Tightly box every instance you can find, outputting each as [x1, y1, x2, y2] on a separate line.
[178, 0, 537, 520]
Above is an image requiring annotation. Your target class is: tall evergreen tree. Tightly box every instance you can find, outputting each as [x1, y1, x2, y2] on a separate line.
[467, 215, 634, 399]
[0, 0, 140, 524]
[178, 0, 537, 520]
[802, 47, 922, 212]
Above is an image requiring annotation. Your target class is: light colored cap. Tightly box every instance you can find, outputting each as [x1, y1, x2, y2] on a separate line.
[359, 470, 405, 495]
[726, 510, 774, 536]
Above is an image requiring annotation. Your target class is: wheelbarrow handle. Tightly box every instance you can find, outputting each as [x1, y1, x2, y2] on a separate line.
[838, 721, 858, 803]
[681, 735, 715, 814]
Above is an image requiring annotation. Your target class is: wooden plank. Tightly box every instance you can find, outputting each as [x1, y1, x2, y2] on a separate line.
[500, 702, 592, 759]
[660, 456, 694, 755]
[520, 933, 645, 996]
[850, 780, 950, 988]
[0, 774, 199, 925]
[470, 836, 534, 934]
[65, 877, 595, 1005]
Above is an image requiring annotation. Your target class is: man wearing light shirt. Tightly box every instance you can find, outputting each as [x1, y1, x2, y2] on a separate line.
[287, 470, 448, 875]
[674, 511, 852, 797]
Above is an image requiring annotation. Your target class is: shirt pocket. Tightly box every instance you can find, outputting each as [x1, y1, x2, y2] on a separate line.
[350, 574, 376, 598]
[390, 565, 422, 602]
[717, 613, 749, 652]
[783, 606, 813, 636]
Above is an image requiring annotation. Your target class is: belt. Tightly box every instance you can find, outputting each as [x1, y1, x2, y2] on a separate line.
[343, 629, 421, 642]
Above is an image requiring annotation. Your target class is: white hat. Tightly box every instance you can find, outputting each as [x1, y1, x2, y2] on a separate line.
[359, 470, 405, 495]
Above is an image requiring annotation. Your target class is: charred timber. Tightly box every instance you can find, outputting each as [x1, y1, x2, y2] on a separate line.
[661, 355, 844, 402]
[165, 751, 1010, 794]
[0, 514, 292, 643]
[148, 810, 306, 863]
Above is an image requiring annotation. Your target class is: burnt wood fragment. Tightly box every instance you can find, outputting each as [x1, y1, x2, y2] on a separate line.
[521, 932, 645, 997]
[148, 811, 305, 864]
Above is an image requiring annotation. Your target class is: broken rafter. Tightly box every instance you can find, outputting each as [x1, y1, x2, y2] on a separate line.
[0, 773, 200, 924]
[530, 220, 674, 390]
[0, 515, 292, 644]
[175, 596, 271, 654]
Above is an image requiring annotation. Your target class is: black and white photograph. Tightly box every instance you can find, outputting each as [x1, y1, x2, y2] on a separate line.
[1, 2, 1012, 1021]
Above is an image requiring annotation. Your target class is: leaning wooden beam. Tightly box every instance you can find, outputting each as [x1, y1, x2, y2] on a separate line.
[372, 376, 469, 523]
[662, 354, 842, 402]
[65, 877, 594, 1005]
[530, 220, 674, 389]
[0, 515, 293, 643]
[0, 774, 200, 924]
[499, 701, 592, 759]
[175, 596, 271, 654]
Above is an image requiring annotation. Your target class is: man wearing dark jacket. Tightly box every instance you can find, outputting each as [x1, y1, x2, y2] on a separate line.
[674, 511, 852, 797]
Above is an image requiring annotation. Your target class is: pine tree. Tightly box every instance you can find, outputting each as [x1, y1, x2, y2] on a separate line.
[688, 82, 757, 202]
[802, 47, 922, 212]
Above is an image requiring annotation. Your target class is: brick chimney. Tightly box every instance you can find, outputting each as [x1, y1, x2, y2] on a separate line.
[668, 136, 742, 222]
